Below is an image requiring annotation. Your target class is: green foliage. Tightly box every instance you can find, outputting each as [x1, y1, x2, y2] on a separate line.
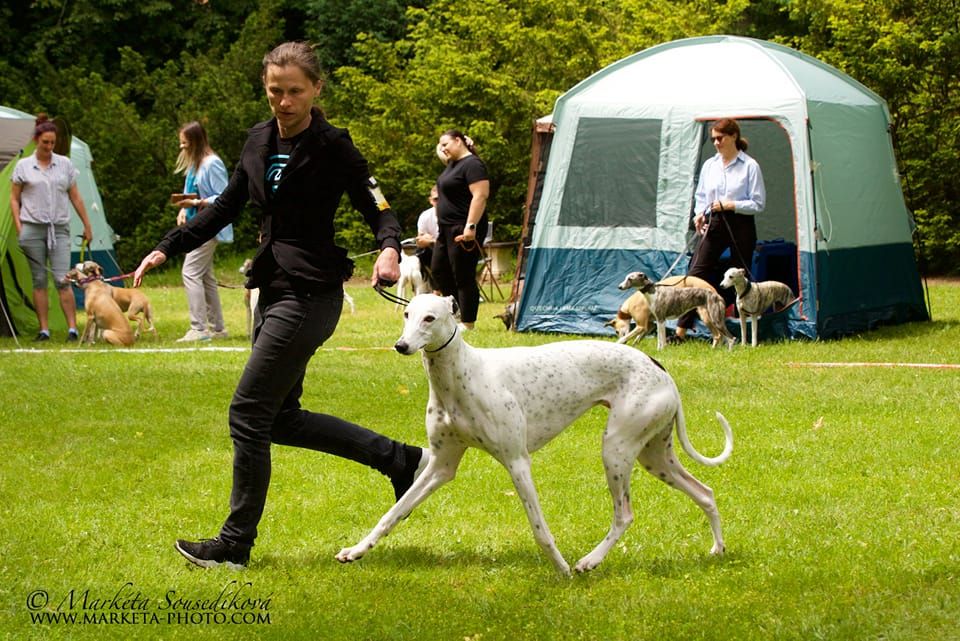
[5, 0, 260, 76]
[6, 2, 284, 266]
[302, 0, 416, 71]
[1, 0, 958, 271]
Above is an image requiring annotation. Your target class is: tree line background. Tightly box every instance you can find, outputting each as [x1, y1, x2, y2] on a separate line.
[1, 0, 957, 274]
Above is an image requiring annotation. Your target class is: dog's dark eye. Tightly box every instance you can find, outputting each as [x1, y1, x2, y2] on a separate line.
[423, 315, 435, 323]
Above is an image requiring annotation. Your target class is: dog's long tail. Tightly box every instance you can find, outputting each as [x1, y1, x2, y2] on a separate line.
[674, 403, 733, 466]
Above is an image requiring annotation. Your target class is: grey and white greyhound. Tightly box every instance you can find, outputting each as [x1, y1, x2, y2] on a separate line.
[720, 267, 795, 347]
[618, 271, 736, 351]
[335, 294, 734, 575]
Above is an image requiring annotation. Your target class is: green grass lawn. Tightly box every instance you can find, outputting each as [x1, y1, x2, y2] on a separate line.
[1, 270, 958, 640]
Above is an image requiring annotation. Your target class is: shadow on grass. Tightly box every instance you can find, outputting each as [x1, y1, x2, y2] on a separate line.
[252, 544, 751, 580]
[258, 544, 543, 572]
[639, 548, 750, 578]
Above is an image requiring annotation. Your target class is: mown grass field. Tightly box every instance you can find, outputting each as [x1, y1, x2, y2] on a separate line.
[1, 262, 958, 641]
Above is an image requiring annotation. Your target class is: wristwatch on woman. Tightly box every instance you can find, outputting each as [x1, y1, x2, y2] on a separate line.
[466, 222, 477, 231]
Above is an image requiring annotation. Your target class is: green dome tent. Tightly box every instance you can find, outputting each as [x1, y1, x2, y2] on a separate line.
[1, 105, 121, 338]
[515, 35, 928, 339]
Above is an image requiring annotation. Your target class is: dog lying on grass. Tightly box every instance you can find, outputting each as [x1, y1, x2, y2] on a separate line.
[336, 293, 733, 575]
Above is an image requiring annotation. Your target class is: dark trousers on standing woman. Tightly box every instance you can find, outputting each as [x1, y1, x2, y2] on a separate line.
[431, 219, 488, 324]
[219, 286, 416, 549]
[678, 211, 757, 331]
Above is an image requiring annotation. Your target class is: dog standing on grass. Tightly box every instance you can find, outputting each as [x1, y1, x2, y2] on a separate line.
[109, 284, 157, 339]
[335, 293, 733, 575]
[396, 252, 430, 310]
[66, 261, 135, 346]
[608, 275, 719, 345]
[619, 271, 735, 351]
[720, 267, 795, 347]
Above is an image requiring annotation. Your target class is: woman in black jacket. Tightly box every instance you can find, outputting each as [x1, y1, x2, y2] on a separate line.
[134, 42, 428, 569]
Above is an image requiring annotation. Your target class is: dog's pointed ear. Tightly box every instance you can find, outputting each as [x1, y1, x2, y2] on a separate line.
[446, 295, 460, 317]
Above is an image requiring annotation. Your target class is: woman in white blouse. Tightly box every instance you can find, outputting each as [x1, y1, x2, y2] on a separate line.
[675, 118, 766, 342]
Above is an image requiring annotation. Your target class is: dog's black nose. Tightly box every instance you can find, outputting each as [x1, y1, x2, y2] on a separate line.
[394, 340, 408, 354]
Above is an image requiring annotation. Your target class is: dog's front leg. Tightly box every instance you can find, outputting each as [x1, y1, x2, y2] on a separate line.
[336, 445, 466, 564]
[656, 321, 667, 351]
[503, 455, 571, 576]
[81, 315, 97, 344]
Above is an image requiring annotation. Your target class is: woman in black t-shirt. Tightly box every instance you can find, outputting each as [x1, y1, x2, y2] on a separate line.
[433, 129, 490, 329]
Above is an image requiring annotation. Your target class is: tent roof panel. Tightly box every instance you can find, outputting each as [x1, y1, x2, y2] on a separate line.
[558, 36, 883, 117]
[0, 106, 36, 164]
[572, 39, 804, 107]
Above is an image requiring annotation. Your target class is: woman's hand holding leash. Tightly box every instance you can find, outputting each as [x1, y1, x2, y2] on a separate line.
[371, 247, 400, 287]
[133, 250, 167, 287]
[454, 222, 477, 244]
[694, 213, 708, 235]
[697, 200, 735, 235]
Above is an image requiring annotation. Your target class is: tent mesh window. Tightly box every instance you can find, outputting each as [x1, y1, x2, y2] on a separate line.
[559, 117, 661, 228]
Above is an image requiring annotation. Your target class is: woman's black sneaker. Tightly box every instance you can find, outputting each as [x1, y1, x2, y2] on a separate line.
[175, 537, 250, 569]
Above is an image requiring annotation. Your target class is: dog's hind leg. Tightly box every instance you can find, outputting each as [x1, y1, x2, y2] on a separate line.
[336, 444, 466, 564]
[502, 454, 571, 576]
[143, 303, 158, 339]
[574, 420, 643, 573]
[127, 306, 144, 338]
[637, 430, 725, 555]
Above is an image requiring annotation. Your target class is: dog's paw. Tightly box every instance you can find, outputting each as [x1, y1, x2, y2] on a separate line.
[335, 545, 369, 563]
[573, 556, 601, 574]
[710, 542, 726, 556]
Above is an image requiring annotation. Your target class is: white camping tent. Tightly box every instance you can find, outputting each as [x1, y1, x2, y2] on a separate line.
[514, 35, 927, 339]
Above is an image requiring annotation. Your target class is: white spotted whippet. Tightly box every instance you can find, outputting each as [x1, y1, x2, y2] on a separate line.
[335, 293, 734, 575]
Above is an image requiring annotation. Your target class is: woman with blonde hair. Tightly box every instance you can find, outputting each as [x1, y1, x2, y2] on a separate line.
[173, 121, 231, 341]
